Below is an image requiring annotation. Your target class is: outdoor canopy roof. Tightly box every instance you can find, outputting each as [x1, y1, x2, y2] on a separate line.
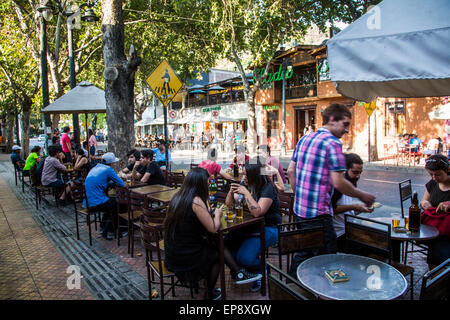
[428, 102, 450, 120]
[326, 0, 450, 102]
[42, 81, 106, 114]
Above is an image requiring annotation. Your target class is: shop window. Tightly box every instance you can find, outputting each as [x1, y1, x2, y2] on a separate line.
[267, 110, 280, 138]
[385, 101, 405, 136]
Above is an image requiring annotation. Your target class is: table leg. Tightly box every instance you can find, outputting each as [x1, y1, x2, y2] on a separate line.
[260, 220, 266, 296]
[219, 230, 226, 300]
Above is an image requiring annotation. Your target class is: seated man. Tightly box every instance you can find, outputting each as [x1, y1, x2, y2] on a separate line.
[119, 149, 141, 179]
[408, 134, 422, 152]
[199, 147, 233, 180]
[41, 145, 73, 206]
[84, 152, 125, 240]
[153, 139, 171, 170]
[11, 145, 25, 168]
[140, 149, 166, 185]
[331, 153, 373, 252]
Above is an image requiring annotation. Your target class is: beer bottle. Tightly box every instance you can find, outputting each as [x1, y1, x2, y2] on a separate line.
[408, 191, 421, 232]
[208, 175, 218, 208]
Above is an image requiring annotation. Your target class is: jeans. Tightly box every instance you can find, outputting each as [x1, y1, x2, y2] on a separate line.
[90, 197, 117, 236]
[235, 226, 278, 271]
[288, 214, 337, 277]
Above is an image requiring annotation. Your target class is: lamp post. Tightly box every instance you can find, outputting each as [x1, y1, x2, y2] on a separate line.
[37, 0, 55, 152]
[280, 58, 292, 156]
[64, 1, 99, 148]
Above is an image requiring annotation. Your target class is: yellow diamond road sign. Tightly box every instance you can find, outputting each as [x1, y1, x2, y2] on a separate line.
[363, 100, 376, 117]
[146, 59, 183, 106]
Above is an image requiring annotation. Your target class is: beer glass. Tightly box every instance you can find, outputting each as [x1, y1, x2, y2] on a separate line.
[404, 217, 409, 230]
[392, 217, 400, 228]
[226, 206, 234, 222]
[235, 205, 244, 219]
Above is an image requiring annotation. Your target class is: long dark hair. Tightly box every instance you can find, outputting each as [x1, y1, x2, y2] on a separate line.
[164, 167, 210, 240]
[244, 159, 277, 199]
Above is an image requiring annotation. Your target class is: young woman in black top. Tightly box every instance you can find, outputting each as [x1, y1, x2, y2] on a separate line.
[225, 160, 281, 291]
[420, 154, 450, 269]
[164, 168, 261, 300]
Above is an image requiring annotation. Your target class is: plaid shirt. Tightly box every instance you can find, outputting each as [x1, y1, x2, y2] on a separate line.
[291, 127, 346, 218]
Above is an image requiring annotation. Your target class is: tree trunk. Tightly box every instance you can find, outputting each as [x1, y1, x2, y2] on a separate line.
[20, 100, 31, 158]
[246, 90, 257, 154]
[369, 111, 379, 161]
[102, 0, 141, 162]
[6, 111, 15, 152]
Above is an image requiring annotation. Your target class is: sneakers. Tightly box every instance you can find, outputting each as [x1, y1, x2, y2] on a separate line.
[235, 268, 262, 285]
[250, 278, 262, 292]
[207, 288, 222, 300]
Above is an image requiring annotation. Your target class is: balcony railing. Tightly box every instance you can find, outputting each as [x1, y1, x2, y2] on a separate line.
[187, 91, 245, 108]
[286, 84, 317, 99]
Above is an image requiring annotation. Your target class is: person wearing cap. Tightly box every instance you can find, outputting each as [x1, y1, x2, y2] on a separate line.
[10, 145, 25, 168]
[61, 126, 73, 163]
[41, 145, 73, 205]
[84, 152, 125, 240]
[139, 149, 166, 185]
[153, 139, 172, 170]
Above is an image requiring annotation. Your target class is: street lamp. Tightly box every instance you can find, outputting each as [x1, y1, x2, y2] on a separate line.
[63, 0, 99, 147]
[280, 58, 292, 156]
[37, 0, 55, 152]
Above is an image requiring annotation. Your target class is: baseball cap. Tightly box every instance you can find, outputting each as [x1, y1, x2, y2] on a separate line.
[102, 152, 120, 164]
[12, 145, 22, 151]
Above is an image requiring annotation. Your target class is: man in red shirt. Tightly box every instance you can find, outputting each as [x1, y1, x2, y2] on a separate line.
[61, 126, 73, 163]
[199, 147, 233, 180]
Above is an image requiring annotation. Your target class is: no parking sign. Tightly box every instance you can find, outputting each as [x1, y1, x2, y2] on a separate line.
[169, 109, 178, 120]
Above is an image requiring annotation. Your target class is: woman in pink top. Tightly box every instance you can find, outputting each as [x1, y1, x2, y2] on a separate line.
[88, 129, 97, 158]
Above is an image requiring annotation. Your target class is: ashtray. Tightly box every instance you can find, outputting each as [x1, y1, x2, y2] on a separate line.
[325, 269, 349, 283]
[393, 226, 409, 233]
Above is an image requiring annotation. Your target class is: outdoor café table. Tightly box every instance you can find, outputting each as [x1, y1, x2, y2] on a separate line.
[130, 184, 174, 195]
[145, 188, 180, 205]
[296, 253, 408, 300]
[107, 181, 147, 197]
[357, 216, 439, 262]
[217, 211, 266, 300]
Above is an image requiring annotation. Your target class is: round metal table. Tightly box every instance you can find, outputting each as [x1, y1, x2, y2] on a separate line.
[297, 253, 407, 300]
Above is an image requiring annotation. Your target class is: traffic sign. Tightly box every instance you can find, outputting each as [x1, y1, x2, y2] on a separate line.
[362, 100, 376, 117]
[168, 109, 178, 120]
[212, 110, 219, 117]
[146, 59, 183, 106]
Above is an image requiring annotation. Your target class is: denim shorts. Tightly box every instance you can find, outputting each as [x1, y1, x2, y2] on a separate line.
[45, 179, 65, 188]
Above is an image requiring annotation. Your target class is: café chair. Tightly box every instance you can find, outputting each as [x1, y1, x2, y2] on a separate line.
[13, 162, 24, 186]
[344, 214, 414, 300]
[399, 179, 412, 218]
[190, 163, 199, 170]
[215, 177, 229, 192]
[125, 191, 148, 257]
[115, 186, 130, 248]
[419, 258, 450, 300]
[282, 168, 289, 184]
[71, 184, 101, 246]
[139, 218, 177, 300]
[267, 262, 318, 300]
[276, 219, 325, 273]
[166, 171, 185, 189]
[279, 192, 294, 224]
[30, 164, 60, 210]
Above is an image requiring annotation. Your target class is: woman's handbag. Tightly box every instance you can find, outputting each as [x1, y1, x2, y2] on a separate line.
[421, 207, 450, 238]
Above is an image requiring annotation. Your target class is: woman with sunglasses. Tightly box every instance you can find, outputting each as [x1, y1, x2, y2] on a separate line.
[420, 154, 450, 269]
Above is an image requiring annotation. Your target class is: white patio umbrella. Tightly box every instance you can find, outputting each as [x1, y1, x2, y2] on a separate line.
[327, 0, 450, 102]
[428, 103, 450, 120]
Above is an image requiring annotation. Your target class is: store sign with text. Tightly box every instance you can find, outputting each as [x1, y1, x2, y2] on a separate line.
[202, 106, 221, 112]
[253, 64, 293, 84]
[263, 105, 280, 112]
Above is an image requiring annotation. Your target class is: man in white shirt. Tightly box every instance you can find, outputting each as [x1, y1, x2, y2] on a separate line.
[331, 153, 373, 251]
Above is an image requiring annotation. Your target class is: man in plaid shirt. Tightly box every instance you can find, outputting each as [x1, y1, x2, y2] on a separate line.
[287, 104, 375, 272]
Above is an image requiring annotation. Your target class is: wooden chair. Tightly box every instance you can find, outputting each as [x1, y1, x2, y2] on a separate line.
[277, 219, 325, 273]
[115, 186, 130, 248]
[30, 164, 60, 210]
[267, 262, 318, 300]
[215, 176, 229, 192]
[71, 183, 101, 246]
[344, 214, 414, 300]
[419, 258, 450, 300]
[13, 162, 24, 186]
[279, 192, 294, 224]
[127, 191, 147, 257]
[190, 163, 199, 170]
[399, 179, 412, 218]
[283, 168, 289, 184]
[166, 171, 185, 188]
[139, 218, 177, 300]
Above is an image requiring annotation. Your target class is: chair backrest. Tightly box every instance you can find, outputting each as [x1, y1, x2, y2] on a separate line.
[344, 214, 392, 261]
[279, 192, 294, 222]
[71, 183, 86, 211]
[139, 216, 165, 263]
[420, 258, 450, 300]
[277, 218, 325, 255]
[129, 190, 148, 211]
[215, 176, 229, 192]
[167, 171, 185, 188]
[283, 167, 289, 183]
[267, 262, 317, 300]
[141, 205, 167, 226]
[190, 163, 199, 169]
[399, 179, 412, 218]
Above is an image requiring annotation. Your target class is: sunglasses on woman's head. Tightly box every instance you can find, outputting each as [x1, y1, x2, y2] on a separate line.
[425, 158, 448, 166]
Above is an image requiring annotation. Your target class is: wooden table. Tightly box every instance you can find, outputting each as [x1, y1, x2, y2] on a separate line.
[297, 253, 407, 300]
[130, 184, 174, 195]
[217, 211, 266, 300]
[146, 188, 179, 204]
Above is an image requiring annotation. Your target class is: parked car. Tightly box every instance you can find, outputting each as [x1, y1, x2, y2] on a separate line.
[38, 134, 46, 142]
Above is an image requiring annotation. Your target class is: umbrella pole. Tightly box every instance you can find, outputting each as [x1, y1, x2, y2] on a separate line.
[85, 112, 89, 155]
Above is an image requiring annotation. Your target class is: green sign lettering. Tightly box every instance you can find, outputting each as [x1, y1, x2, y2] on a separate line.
[254, 65, 293, 84]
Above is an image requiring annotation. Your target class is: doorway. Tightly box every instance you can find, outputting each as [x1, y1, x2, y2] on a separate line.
[294, 105, 316, 145]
